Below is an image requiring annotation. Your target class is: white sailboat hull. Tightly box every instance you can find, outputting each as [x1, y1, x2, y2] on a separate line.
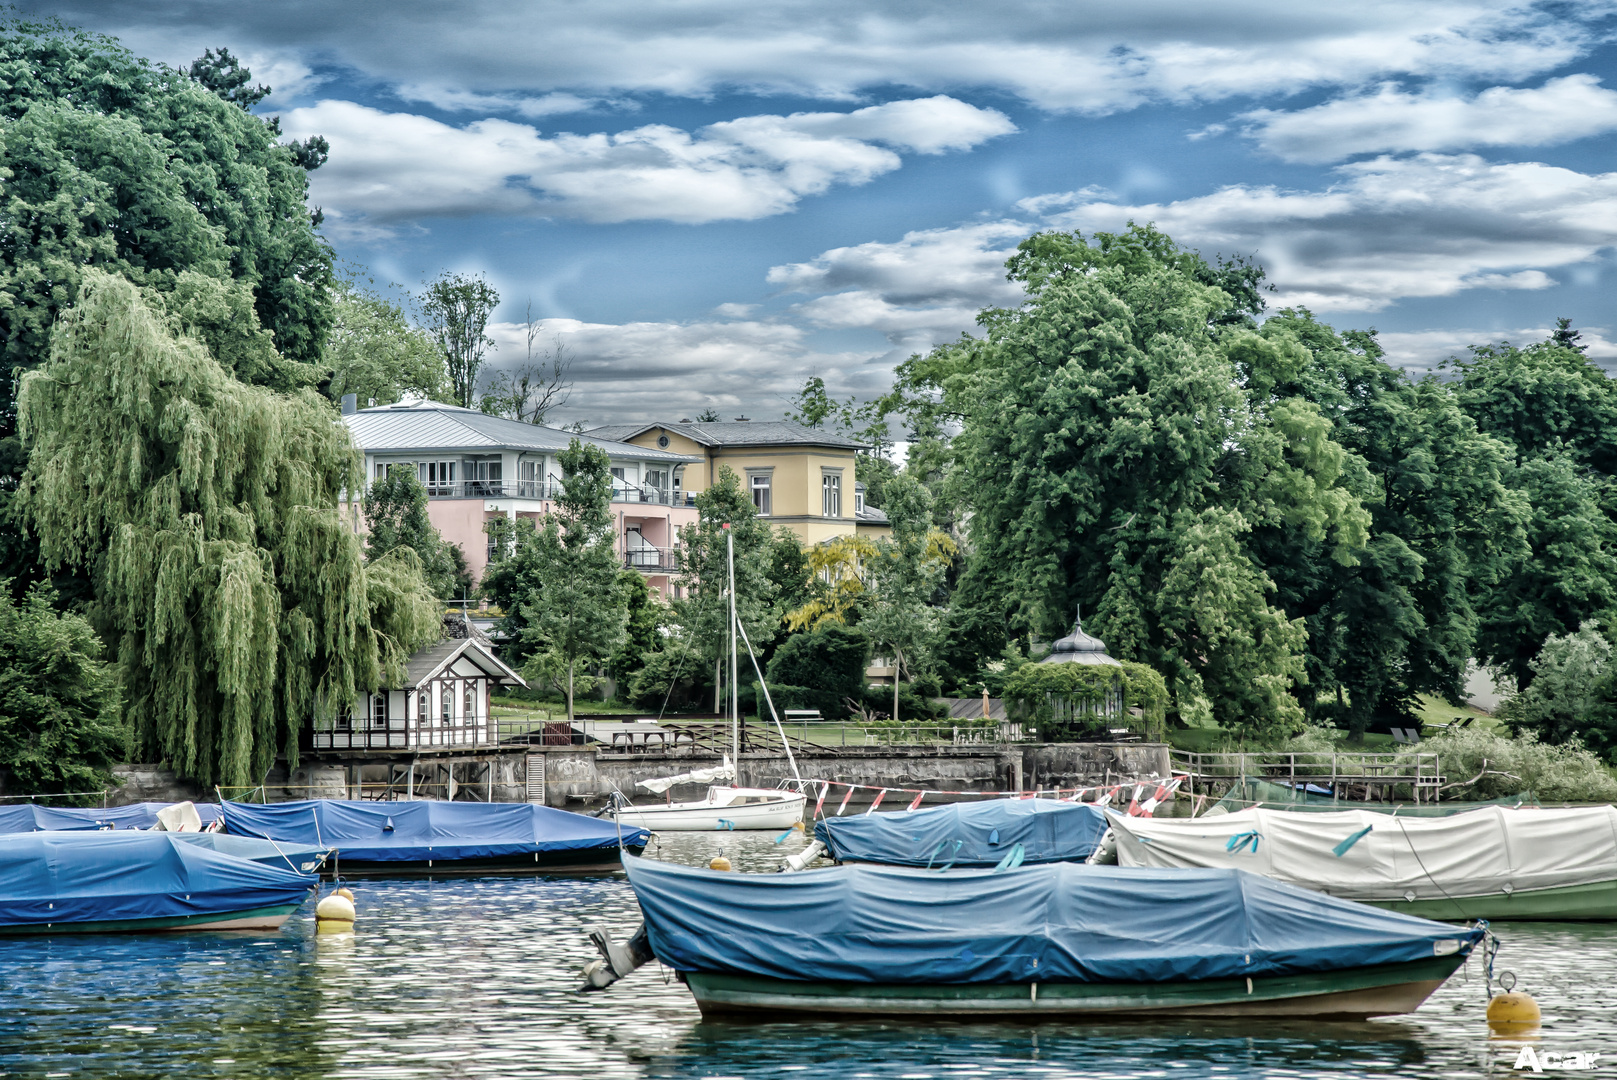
[614, 788, 806, 831]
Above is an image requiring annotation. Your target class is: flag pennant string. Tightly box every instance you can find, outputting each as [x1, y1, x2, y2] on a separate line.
[865, 789, 886, 815]
[907, 791, 926, 811]
[836, 786, 855, 816]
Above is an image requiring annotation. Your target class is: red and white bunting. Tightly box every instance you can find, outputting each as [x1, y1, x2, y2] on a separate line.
[813, 783, 830, 818]
[865, 789, 887, 815]
[1136, 777, 1182, 818]
[907, 791, 926, 811]
[836, 786, 855, 816]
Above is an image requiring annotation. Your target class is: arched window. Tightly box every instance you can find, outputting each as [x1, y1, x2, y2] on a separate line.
[463, 683, 475, 726]
[440, 685, 452, 727]
[416, 690, 428, 728]
[371, 694, 387, 729]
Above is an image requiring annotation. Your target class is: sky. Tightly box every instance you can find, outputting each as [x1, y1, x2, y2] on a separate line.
[26, 1, 1617, 424]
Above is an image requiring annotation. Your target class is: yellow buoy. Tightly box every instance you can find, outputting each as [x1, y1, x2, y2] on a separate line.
[1487, 991, 1541, 1028]
[316, 891, 356, 933]
[709, 856, 732, 871]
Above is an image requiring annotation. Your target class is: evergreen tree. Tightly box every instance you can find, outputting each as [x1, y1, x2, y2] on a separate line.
[0, 582, 125, 799]
[17, 271, 440, 786]
[514, 440, 628, 722]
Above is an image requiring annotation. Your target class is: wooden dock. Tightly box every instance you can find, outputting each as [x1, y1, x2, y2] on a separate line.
[1173, 750, 1445, 804]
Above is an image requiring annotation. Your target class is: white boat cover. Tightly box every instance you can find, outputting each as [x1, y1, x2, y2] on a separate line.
[636, 754, 735, 794]
[1107, 805, 1617, 901]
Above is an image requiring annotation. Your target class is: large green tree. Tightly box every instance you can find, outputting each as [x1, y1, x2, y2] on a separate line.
[895, 225, 1367, 735]
[420, 272, 499, 408]
[324, 279, 447, 407]
[861, 474, 954, 720]
[674, 466, 779, 709]
[16, 271, 439, 786]
[511, 440, 629, 722]
[0, 582, 125, 799]
[363, 468, 470, 601]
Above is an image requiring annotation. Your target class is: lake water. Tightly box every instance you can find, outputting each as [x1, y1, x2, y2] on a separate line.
[2, 831, 1614, 1080]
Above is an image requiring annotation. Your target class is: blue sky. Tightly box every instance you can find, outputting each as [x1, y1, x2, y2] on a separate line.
[28, 1, 1617, 423]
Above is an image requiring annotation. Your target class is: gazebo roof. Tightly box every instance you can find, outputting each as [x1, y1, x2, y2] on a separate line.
[1040, 607, 1122, 667]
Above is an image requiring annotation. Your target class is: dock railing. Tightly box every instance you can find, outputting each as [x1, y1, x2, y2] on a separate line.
[1172, 749, 1444, 803]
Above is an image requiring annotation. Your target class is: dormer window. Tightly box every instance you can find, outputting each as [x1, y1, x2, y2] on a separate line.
[855, 490, 865, 514]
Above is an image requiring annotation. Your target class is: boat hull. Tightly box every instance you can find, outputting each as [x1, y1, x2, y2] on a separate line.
[1365, 877, 1617, 922]
[329, 844, 644, 876]
[0, 902, 302, 935]
[614, 797, 805, 832]
[684, 954, 1466, 1020]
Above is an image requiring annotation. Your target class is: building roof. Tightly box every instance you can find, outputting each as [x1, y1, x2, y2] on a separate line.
[345, 402, 699, 464]
[855, 504, 891, 525]
[586, 418, 867, 451]
[1040, 608, 1122, 668]
[400, 638, 527, 689]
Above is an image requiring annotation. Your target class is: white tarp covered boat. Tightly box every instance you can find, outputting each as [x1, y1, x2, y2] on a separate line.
[1105, 804, 1617, 921]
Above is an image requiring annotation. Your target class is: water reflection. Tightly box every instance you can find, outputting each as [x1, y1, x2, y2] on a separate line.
[1, 829, 1614, 1079]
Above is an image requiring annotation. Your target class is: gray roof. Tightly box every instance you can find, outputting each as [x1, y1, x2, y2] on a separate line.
[346, 403, 699, 463]
[586, 419, 867, 451]
[399, 638, 526, 688]
[855, 505, 891, 525]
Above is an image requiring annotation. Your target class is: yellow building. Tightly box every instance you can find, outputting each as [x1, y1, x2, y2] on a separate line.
[586, 419, 891, 543]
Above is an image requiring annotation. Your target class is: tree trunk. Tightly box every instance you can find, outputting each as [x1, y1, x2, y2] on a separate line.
[567, 658, 576, 724]
[892, 647, 902, 722]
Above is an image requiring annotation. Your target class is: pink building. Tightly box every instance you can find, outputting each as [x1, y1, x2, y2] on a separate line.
[342, 400, 701, 595]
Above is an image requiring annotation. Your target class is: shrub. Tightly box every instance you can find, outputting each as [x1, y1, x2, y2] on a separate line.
[765, 624, 871, 720]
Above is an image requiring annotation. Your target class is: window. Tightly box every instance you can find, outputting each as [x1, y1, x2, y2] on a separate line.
[657, 434, 670, 448]
[463, 684, 475, 726]
[440, 685, 452, 728]
[520, 459, 541, 497]
[374, 461, 387, 482]
[855, 486, 865, 514]
[335, 708, 352, 732]
[418, 460, 456, 496]
[822, 472, 841, 518]
[645, 468, 669, 503]
[750, 473, 772, 516]
[371, 694, 387, 729]
[416, 690, 428, 727]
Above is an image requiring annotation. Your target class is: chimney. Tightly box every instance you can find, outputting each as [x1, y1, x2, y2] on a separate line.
[734, 415, 750, 422]
[341, 393, 358, 415]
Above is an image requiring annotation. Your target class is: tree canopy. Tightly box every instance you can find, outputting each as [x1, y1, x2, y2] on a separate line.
[364, 467, 471, 601]
[17, 271, 439, 786]
[420, 272, 499, 409]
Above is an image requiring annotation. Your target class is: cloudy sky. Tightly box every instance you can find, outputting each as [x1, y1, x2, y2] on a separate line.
[31, 1, 1617, 423]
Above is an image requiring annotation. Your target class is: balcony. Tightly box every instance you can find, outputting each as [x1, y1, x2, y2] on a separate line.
[625, 543, 679, 573]
[424, 480, 693, 506]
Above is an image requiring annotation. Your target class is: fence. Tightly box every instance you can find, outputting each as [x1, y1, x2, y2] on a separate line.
[1172, 750, 1445, 803]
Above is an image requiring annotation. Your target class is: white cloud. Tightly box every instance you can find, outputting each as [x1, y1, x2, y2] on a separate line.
[1376, 326, 1617, 373]
[1032, 154, 1617, 311]
[481, 316, 884, 422]
[768, 221, 1030, 339]
[66, 0, 1612, 114]
[1241, 75, 1617, 164]
[281, 97, 1013, 231]
[395, 85, 611, 117]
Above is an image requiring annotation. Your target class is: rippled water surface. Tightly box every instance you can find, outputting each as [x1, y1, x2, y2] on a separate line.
[2, 831, 1615, 1079]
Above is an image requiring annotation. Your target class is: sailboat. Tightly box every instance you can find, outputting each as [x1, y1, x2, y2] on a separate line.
[608, 524, 807, 832]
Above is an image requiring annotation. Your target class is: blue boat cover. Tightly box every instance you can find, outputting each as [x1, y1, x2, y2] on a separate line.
[0, 802, 222, 833]
[624, 855, 1484, 985]
[0, 832, 317, 928]
[168, 834, 331, 874]
[815, 798, 1108, 867]
[222, 799, 648, 862]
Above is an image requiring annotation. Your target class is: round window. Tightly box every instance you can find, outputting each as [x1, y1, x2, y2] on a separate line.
[657, 434, 670, 448]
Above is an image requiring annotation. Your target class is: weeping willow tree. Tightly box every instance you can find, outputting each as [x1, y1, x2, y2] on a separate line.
[17, 270, 441, 786]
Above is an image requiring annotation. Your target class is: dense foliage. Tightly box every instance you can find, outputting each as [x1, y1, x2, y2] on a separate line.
[764, 623, 872, 720]
[17, 272, 440, 786]
[363, 468, 471, 601]
[0, 582, 125, 799]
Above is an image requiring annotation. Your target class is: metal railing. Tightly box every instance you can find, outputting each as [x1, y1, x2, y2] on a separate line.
[424, 480, 692, 506]
[1172, 750, 1444, 802]
[306, 719, 497, 751]
[625, 544, 679, 571]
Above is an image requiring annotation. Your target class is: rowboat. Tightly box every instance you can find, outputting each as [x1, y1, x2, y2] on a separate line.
[221, 798, 647, 874]
[815, 797, 1108, 867]
[592, 854, 1484, 1019]
[0, 831, 318, 934]
[1105, 804, 1617, 921]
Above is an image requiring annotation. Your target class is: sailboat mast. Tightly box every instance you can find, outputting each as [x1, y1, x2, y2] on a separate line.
[727, 525, 739, 766]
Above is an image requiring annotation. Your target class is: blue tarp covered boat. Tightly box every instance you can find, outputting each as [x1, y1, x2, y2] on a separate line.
[0, 802, 222, 832]
[167, 833, 331, 874]
[222, 799, 648, 873]
[0, 831, 318, 934]
[814, 798, 1108, 867]
[620, 855, 1485, 1019]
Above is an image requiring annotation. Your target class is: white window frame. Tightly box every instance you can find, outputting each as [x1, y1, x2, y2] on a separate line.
[821, 471, 842, 518]
[750, 472, 772, 516]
